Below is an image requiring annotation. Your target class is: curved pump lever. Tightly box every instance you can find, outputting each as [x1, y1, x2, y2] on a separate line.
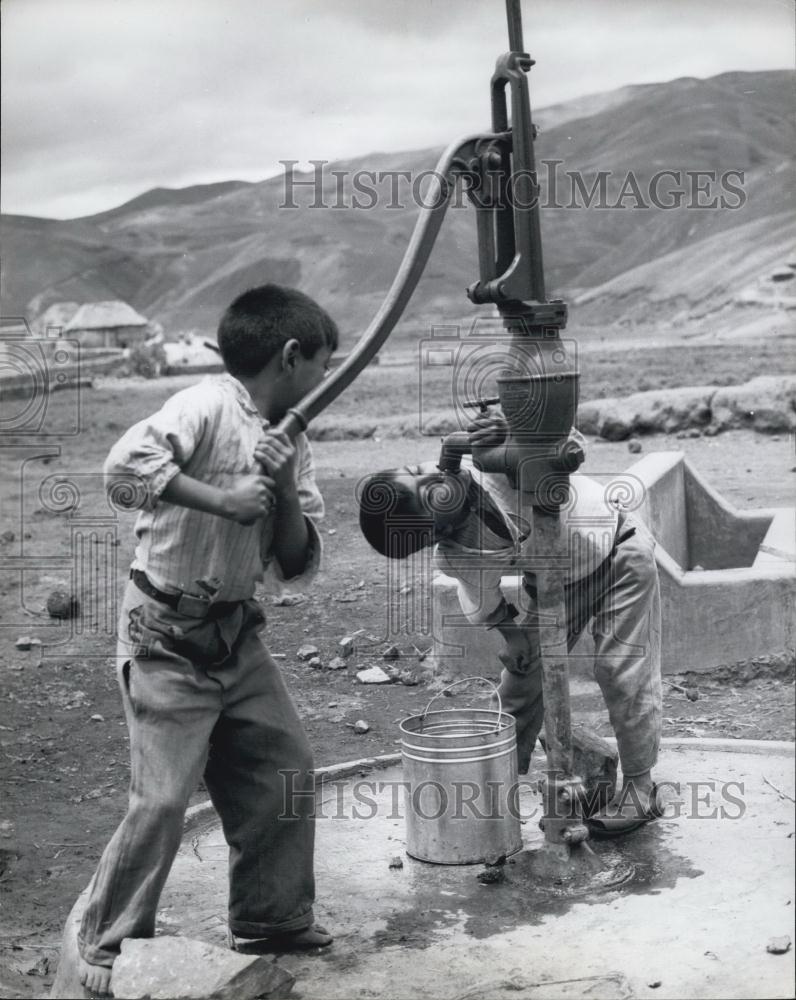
[276, 132, 506, 441]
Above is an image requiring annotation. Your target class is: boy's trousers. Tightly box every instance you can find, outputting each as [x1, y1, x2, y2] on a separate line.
[78, 581, 317, 968]
[498, 512, 662, 778]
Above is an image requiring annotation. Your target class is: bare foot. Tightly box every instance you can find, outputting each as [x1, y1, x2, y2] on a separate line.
[78, 957, 113, 996]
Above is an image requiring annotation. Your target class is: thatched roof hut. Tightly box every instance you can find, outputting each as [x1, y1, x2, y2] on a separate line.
[64, 301, 151, 348]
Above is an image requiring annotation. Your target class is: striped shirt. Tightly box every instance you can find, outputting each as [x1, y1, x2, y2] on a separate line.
[104, 374, 323, 602]
[435, 460, 618, 625]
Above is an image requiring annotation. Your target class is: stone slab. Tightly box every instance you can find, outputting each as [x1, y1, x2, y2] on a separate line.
[111, 936, 293, 1000]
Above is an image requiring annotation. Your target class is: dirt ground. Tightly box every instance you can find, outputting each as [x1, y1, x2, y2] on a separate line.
[0, 366, 794, 999]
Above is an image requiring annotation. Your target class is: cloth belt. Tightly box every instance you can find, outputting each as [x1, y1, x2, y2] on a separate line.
[612, 509, 637, 549]
[470, 480, 514, 541]
[130, 569, 240, 618]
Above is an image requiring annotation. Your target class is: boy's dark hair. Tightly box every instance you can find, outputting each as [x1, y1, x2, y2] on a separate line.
[218, 284, 339, 378]
[358, 471, 434, 559]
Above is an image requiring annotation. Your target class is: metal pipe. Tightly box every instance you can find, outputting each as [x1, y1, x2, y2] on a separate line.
[506, 0, 525, 52]
[276, 132, 503, 441]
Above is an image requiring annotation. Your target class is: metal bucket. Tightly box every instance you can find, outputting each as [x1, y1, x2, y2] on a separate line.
[400, 677, 523, 864]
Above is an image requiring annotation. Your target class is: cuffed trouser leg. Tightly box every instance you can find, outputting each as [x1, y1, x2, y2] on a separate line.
[204, 622, 316, 938]
[497, 666, 545, 775]
[590, 518, 662, 777]
[78, 588, 220, 967]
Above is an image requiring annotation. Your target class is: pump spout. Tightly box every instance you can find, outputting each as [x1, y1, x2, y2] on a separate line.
[437, 432, 472, 473]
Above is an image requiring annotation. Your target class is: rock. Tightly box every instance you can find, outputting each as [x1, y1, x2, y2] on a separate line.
[389, 856, 404, 870]
[477, 866, 506, 885]
[46, 590, 78, 620]
[382, 644, 401, 660]
[24, 955, 49, 977]
[356, 666, 391, 685]
[1, 531, 15, 544]
[399, 670, 420, 686]
[111, 936, 294, 999]
[685, 686, 700, 702]
[627, 438, 642, 454]
[15, 636, 32, 651]
[577, 385, 715, 440]
[421, 414, 459, 436]
[338, 636, 355, 658]
[711, 376, 796, 433]
[353, 719, 370, 734]
[90, 714, 105, 722]
[647, 981, 662, 989]
[271, 593, 305, 607]
[307, 657, 323, 670]
[766, 935, 792, 955]
[296, 644, 320, 662]
[327, 657, 347, 671]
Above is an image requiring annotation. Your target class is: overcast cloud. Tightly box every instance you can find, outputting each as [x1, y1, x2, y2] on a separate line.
[1, 0, 793, 219]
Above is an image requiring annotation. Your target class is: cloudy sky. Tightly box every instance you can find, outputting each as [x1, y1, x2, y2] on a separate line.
[2, 0, 793, 219]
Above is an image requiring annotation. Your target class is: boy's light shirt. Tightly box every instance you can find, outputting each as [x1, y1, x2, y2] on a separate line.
[435, 458, 619, 625]
[104, 374, 323, 602]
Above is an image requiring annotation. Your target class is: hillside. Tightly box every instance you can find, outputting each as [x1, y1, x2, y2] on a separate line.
[1, 70, 793, 346]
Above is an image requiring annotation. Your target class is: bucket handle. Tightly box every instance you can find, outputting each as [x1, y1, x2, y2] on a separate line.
[421, 676, 504, 732]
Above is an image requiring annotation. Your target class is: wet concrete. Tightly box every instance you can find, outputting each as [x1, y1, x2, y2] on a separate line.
[54, 740, 795, 1000]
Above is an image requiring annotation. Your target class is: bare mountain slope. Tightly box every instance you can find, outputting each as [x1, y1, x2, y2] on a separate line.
[1, 70, 792, 343]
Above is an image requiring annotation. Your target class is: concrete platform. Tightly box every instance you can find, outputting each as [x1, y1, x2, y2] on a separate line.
[52, 739, 795, 1000]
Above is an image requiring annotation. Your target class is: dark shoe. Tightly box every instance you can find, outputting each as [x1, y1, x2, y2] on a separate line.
[586, 783, 663, 839]
[228, 924, 333, 954]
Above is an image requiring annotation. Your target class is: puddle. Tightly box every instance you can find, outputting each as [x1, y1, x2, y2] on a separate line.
[371, 825, 703, 948]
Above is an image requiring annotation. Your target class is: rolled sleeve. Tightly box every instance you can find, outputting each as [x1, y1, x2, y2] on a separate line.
[103, 390, 209, 512]
[295, 433, 325, 523]
[266, 433, 325, 588]
[435, 543, 506, 625]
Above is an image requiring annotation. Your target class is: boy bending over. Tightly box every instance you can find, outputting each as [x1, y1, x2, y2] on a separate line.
[359, 417, 663, 839]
